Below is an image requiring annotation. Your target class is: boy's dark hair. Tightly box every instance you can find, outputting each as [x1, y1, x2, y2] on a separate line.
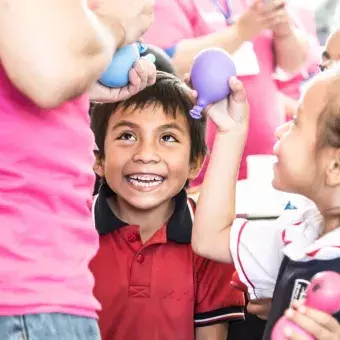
[140, 45, 175, 75]
[91, 71, 207, 164]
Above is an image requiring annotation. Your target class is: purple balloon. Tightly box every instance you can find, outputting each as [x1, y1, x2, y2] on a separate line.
[189, 48, 237, 119]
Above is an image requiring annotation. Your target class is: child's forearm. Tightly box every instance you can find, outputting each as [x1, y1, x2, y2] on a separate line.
[195, 323, 228, 340]
[192, 129, 247, 263]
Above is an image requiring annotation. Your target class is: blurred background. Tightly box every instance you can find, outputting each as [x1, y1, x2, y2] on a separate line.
[299, 0, 340, 45]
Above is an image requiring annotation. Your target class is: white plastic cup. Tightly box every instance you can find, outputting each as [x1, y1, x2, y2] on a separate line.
[246, 154, 277, 183]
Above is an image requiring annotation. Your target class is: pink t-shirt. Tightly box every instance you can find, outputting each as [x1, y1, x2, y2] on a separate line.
[0, 65, 100, 317]
[144, 0, 285, 181]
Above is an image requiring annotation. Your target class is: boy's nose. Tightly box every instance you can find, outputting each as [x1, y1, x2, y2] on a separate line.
[133, 142, 161, 164]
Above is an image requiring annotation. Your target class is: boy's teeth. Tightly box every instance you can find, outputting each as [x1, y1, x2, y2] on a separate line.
[129, 174, 163, 181]
[127, 174, 164, 188]
[128, 179, 162, 187]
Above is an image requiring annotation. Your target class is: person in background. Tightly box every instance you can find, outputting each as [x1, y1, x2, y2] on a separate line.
[319, 26, 340, 72]
[275, 4, 321, 120]
[280, 23, 340, 119]
[90, 72, 245, 340]
[0, 0, 155, 338]
[144, 0, 311, 185]
[315, 0, 340, 45]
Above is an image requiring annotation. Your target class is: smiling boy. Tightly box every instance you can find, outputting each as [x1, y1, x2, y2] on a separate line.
[89, 72, 245, 340]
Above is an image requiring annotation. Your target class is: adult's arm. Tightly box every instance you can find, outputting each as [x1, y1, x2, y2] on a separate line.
[144, 0, 277, 79]
[272, 4, 311, 73]
[0, 0, 120, 108]
[274, 27, 309, 73]
[172, 26, 246, 79]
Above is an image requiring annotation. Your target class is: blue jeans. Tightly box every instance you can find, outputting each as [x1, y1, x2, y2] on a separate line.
[0, 313, 101, 340]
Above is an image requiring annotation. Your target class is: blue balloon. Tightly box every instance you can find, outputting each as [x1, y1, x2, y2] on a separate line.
[99, 43, 148, 88]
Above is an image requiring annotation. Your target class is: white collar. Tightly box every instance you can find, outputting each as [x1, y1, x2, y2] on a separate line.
[282, 206, 340, 262]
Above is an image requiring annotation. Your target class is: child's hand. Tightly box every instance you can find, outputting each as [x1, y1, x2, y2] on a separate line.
[183, 74, 249, 133]
[247, 298, 272, 320]
[89, 56, 156, 103]
[206, 76, 249, 134]
[283, 303, 340, 339]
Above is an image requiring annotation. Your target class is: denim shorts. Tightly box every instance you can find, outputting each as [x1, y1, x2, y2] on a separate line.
[0, 313, 101, 340]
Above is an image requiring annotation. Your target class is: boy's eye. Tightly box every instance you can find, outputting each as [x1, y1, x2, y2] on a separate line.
[161, 134, 178, 142]
[118, 132, 137, 141]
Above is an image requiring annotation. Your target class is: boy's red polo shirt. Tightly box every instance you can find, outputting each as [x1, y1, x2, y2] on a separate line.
[90, 184, 245, 340]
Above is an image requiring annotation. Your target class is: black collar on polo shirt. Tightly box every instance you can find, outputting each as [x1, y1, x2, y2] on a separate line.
[94, 183, 193, 244]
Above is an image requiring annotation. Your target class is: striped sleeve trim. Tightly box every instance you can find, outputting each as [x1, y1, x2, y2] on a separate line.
[194, 306, 245, 327]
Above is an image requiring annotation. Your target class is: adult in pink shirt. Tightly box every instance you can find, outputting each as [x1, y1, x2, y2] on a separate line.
[276, 5, 321, 120]
[144, 0, 311, 183]
[0, 0, 155, 339]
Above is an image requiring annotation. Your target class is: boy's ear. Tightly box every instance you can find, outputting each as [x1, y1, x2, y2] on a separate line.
[326, 149, 340, 187]
[93, 151, 105, 178]
[188, 155, 205, 180]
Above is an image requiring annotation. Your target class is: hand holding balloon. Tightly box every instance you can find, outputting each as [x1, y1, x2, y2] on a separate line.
[271, 271, 340, 340]
[282, 305, 340, 340]
[90, 55, 156, 102]
[185, 73, 249, 134]
[189, 48, 237, 119]
[205, 76, 249, 133]
[99, 42, 154, 88]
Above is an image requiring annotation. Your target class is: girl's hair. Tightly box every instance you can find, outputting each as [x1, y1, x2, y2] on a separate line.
[317, 71, 340, 149]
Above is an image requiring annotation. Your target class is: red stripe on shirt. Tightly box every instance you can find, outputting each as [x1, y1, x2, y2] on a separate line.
[282, 229, 292, 245]
[306, 245, 340, 257]
[236, 221, 256, 291]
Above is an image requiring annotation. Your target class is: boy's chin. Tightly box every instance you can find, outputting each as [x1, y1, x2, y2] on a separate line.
[125, 196, 171, 211]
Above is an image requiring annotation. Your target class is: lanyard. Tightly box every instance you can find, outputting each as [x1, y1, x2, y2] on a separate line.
[212, 0, 233, 24]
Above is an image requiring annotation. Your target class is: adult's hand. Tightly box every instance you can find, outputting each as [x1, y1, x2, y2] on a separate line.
[89, 56, 156, 103]
[237, 0, 289, 41]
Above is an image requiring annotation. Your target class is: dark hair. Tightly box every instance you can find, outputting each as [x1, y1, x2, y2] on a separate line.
[91, 71, 207, 164]
[317, 72, 340, 149]
[140, 45, 175, 75]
